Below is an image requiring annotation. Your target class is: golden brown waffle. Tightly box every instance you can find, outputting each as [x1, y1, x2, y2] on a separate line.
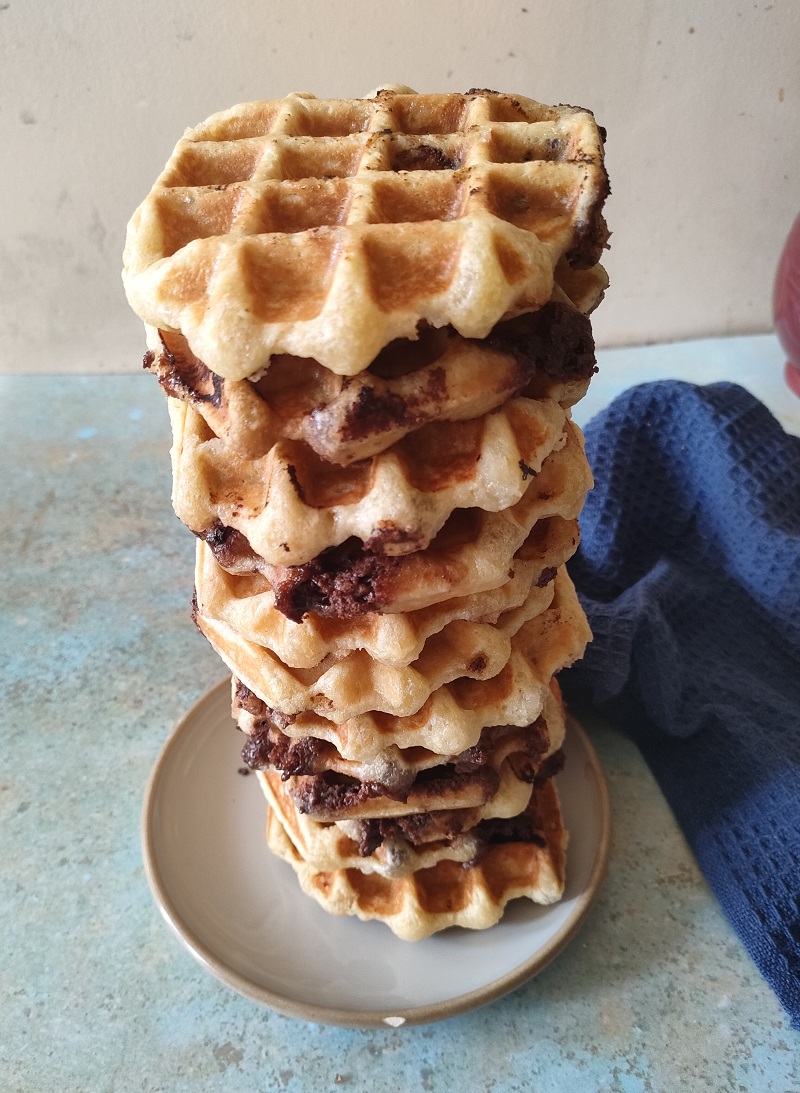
[195, 536, 558, 668]
[144, 289, 599, 464]
[244, 569, 590, 761]
[277, 754, 536, 822]
[124, 89, 608, 380]
[265, 778, 567, 939]
[237, 678, 564, 787]
[199, 609, 512, 721]
[263, 769, 485, 876]
[169, 394, 567, 567]
[198, 418, 591, 618]
[259, 752, 562, 875]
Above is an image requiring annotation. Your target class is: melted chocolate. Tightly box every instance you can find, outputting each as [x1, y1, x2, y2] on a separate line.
[196, 523, 259, 572]
[234, 680, 296, 729]
[485, 301, 596, 385]
[241, 722, 324, 778]
[270, 537, 404, 622]
[152, 331, 225, 408]
[533, 748, 565, 787]
[291, 772, 395, 813]
[290, 765, 501, 816]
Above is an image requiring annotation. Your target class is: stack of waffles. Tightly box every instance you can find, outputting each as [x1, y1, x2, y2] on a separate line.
[123, 87, 609, 940]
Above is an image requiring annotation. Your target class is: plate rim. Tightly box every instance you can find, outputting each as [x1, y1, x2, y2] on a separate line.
[141, 677, 611, 1028]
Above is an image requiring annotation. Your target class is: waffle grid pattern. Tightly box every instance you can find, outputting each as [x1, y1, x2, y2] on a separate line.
[124, 89, 607, 378]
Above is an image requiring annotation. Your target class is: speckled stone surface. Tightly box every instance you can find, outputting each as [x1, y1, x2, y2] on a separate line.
[2, 337, 799, 1091]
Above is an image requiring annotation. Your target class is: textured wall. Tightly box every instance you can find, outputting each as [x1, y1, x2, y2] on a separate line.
[1, 0, 797, 372]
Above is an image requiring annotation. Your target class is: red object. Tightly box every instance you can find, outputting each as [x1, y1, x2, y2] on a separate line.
[773, 213, 800, 397]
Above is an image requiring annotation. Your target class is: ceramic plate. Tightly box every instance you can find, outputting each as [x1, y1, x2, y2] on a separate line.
[142, 679, 610, 1027]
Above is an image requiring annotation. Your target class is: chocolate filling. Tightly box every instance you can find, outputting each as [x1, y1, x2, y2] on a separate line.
[289, 764, 502, 815]
[349, 748, 563, 858]
[269, 537, 405, 622]
[234, 681, 296, 728]
[236, 679, 552, 788]
[485, 301, 596, 385]
[196, 523, 261, 573]
[340, 365, 447, 442]
[149, 331, 225, 408]
[532, 747, 565, 787]
[459, 812, 547, 868]
[242, 723, 325, 779]
[361, 809, 476, 850]
[151, 300, 594, 441]
[452, 716, 550, 773]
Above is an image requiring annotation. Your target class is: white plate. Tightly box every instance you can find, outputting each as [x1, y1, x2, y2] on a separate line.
[142, 679, 610, 1027]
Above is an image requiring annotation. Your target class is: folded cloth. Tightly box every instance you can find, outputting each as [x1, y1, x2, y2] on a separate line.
[563, 380, 800, 1027]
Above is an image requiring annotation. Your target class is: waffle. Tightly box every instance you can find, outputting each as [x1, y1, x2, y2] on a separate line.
[144, 289, 598, 465]
[123, 89, 608, 381]
[169, 394, 567, 567]
[282, 751, 539, 822]
[263, 769, 485, 876]
[198, 608, 512, 720]
[265, 778, 567, 939]
[199, 418, 592, 619]
[258, 742, 560, 874]
[195, 536, 558, 668]
[237, 678, 565, 789]
[238, 569, 590, 761]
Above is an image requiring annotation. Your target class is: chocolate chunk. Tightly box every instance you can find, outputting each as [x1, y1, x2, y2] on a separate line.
[234, 680, 296, 729]
[391, 144, 460, 171]
[152, 331, 226, 409]
[270, 537, 404, 622]
[196, 522, 257, 572]
[341, 384, 416, 440]
[377, 810, 472, 846]
[535, 566, 558, 588]
[234, 679, 266, 717]
[242, 724, 324, 778]
[486, 301, 596, 386]
[533, 748, 565, 787]
[290, 773, 391, 814]
[357, 819, 383, 858]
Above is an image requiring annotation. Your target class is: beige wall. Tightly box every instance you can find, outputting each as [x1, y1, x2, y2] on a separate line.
[1, 0, 798, 373]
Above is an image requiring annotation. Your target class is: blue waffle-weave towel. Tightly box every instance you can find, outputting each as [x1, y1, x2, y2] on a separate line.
[562, 380, 800, 1027]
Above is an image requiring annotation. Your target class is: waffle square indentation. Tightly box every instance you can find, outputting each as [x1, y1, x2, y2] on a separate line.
[391, 95, 468, 135]
[487, 130, 545, 165]
[368, 176, 464, 224]
[154, 188, 245, 257]
[486, 173, 573, 241]
[193, 103, 283, 140]
[387, 137, 464, 173]
[362, 230, 460, 312]
[162, 251, 217, 305]
[163, 140, 265, 187]
[241, 235, 340, 322]
[485, 97, 560, 124]
[293, 101, 373, 137]
[278, 138, 368, 181]
[253, 179, 352, 233]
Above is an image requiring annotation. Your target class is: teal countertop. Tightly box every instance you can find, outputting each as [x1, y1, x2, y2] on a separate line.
[2, 335, 799, 1091]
